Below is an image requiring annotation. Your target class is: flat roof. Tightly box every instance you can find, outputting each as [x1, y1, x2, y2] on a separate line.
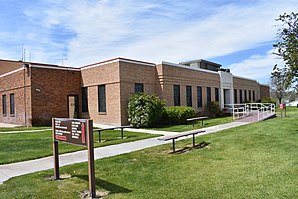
[179, 59, 222, 67]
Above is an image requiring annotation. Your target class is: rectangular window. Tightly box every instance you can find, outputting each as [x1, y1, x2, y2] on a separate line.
[135, 83, 144, 93]
[207, 87, 211, 103]
[253, 90, 255, 102]
[240, 90, 243, 103]
[197, 86, 202, 107]
[98, 85, 106, 112]
[82, 87, 88, 112]
[2, 95, 6, 115]
[186, 86, 192, 107]
[173, 85, 180, 106]
[215, 88, 219, 102]
[234, 89, 237, 104]
[10, 93, 15, 116]
[249, 90, 251, 101]
[244, 90, 247, 102]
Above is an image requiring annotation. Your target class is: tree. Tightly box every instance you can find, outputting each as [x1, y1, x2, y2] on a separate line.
[270, 65, 288, 104]
[273, 12, 298, 88]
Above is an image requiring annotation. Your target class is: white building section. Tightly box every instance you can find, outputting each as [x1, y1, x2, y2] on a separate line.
[219, 71, 234, 109]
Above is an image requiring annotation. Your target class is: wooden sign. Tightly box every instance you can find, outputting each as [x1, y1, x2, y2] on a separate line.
[53, 118, 87, 146]
[52, 118, 96, 198]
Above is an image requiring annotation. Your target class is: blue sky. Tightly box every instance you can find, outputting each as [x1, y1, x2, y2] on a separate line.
[0, 0, 297, 84]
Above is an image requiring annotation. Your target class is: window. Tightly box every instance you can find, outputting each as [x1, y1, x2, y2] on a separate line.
[186, 86, 192, 107]
[10, 93, 15, 116]
[197, 86, 202, 107]
[82, 87, 88, 112]
[207, 87, 211, 103]
[173, 85, 180, 106]
[240, 90, 243, 103]
[234, 89, 237, 104]
[244, 90, 247, 102]
[2, 95, 6, 115]
[215, 88, 219, 102]
[98, 85, 106, 112]
[249, 90, 251, 101]
[135, 83, 144, 93]
[253, 90, 255, 102]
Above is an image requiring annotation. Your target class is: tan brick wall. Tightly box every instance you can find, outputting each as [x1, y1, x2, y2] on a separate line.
[233, 77, 261, 102]
[119, 61, 157, 124]
[81, 62, 122, 125]
[157, 63, 220, 113]
[0, 68, 32, 126]
[30, 67, 81, 126]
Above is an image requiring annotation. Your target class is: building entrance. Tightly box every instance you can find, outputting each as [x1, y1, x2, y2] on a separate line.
[68, 95, 79, 118]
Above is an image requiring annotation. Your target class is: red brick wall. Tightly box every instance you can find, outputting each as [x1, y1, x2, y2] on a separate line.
[30, 67, 81, 126]
[0, 68, 32, 126]
[259, 84, 270, 99]
[0, 60, 22, 75]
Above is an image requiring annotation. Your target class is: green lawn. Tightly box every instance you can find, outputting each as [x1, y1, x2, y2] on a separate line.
[0, 126, 50, 132]
[149, 116, 233, 132]
[0, 108, 297, 198]
[0, 129, 159, 165]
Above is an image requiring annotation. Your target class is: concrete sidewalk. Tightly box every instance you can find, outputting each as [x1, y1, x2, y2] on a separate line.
[0, 121, 250, 184]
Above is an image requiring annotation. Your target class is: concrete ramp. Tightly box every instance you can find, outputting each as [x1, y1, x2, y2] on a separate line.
[236, 112, 276, 123]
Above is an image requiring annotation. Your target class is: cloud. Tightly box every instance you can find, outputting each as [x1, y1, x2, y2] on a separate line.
[51, 0, 296, 66]
[229, 49, 284, 83]
[0, 0, 297, 70]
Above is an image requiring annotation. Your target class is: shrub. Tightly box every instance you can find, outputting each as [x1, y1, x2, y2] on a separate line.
[206, 101, 223, 118]
[261, 97, 276, 104]
[128, 93, 165, 127]
[162, 106, 195, 124]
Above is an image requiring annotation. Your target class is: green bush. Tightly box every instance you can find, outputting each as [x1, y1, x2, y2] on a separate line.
[162, 106, 195, 124]
[261, 97, 276, 104]
[128, 93, 165, 127]
[206, 101, 223, 118]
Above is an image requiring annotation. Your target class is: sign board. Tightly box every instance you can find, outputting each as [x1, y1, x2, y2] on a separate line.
[52, 118, 96, 198]
[53, 118, 87, 146]
[279, 103, 285, 109]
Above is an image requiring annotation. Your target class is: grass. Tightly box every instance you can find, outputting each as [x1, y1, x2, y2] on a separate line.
[0, 126, 50, 132]
[149, 116, 233, 132]
[0, 129, 159, 165]
[0, 108, 297, 198]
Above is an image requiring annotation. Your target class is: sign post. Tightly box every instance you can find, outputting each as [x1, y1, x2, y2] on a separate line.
[52, 118, 96, 198]
[279, 103, 286, 117]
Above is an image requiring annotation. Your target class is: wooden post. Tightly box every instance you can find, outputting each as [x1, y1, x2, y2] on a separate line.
[52, 118, 60, 180]
[87, 120, 96, 198]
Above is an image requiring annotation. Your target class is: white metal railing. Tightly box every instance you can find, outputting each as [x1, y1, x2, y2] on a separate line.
[225, 103, 275, 121]
[225, 104, 249, 120]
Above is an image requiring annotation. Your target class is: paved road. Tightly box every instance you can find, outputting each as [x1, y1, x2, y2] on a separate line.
[0, 121, 250, 184]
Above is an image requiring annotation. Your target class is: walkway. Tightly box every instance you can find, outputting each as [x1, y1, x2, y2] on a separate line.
[0, 121, 251, 184]
[236, 112, 276, 123]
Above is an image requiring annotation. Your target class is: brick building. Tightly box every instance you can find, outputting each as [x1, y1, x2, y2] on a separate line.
[0, 58, 270, 126]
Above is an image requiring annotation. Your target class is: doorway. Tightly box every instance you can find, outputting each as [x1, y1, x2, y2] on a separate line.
[68, 95, 79, 118]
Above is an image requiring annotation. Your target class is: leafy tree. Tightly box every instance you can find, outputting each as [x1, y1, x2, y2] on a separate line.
[273, 12, 298, 87]
[270, 65, 288, 104]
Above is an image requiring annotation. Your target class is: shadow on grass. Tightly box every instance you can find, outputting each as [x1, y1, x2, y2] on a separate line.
[75, 175, 132, 194]
[171, 141, 210, 154]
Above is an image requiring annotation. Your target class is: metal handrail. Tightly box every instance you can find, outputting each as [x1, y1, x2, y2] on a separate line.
[226, 103, 275, 121]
